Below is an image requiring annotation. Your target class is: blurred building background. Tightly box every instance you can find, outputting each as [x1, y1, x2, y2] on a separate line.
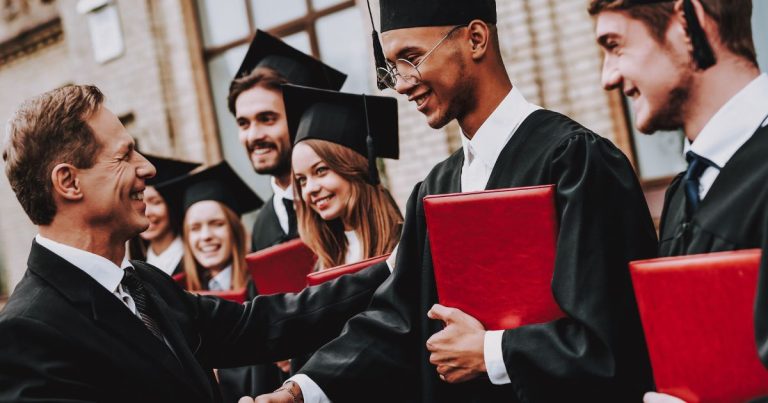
[0, 0, 767, 298]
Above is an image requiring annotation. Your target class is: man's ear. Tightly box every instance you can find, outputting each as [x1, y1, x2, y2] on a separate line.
[467, 20, 491, 61]
[50, 163, 84, 201]
[674, 0, 717, 54]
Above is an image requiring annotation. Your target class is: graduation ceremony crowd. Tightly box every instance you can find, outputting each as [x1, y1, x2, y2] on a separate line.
[0, 0, 767, 401]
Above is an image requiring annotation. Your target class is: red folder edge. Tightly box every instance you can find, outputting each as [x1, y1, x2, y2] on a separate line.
[630, 249, 768, 402]
[246, 239, 317, 295]
[196, 288, 248, 304]
[306, 254, 390, 286]
[423, 185, 564, 331]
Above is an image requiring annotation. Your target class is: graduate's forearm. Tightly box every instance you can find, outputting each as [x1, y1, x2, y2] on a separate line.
[297, 183, 425, 401]
[194, 263, 389, 367]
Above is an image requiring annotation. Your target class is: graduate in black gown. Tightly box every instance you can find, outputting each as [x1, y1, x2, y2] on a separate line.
[128, 155, 200, 276]
[227, 30, 347, 253]
[589, 0, 768, 401]
[253, 1, 657, 402]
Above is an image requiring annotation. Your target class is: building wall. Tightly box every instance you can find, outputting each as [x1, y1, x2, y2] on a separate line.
[0, 0, 216, 292]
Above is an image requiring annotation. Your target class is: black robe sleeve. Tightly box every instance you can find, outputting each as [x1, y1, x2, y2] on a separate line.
[499, 132, 656, 398]
[185, 257, 391, 368]
[298, 183, 426, 400]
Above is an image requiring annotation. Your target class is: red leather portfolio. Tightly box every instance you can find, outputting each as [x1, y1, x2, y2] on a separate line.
[246, 239, 317, 295]
[630, 249, 768, 402]
[306, 254, 391, 286]
[171, 273, 248, 303]
[423, 185, 564, 331]
[196, 288, 248, 304]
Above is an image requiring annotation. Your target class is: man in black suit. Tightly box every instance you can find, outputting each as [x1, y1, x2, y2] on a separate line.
[0, 84, 388, 402]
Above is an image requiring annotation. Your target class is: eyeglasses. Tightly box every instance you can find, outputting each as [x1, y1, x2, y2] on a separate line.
[376, 25, 464, 90]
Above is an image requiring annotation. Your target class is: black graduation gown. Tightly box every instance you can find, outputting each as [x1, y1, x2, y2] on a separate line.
[221, 196, 298, 400]
[299, 109, 657, 402]
[659, 125, 768, 257]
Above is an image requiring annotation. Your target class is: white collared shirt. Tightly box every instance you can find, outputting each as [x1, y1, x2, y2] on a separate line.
[687, 73, 768, 199]
[460, 86, 541, 192]
[146, 236, 184, 276]
[291, 88, 541, 399]
[207, 265, 232, 291]
[343, 231, 362, 266]
[35, 234, 138, 316]
[271, 177, 295, 235]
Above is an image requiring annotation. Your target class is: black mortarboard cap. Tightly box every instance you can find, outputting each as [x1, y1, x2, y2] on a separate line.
[234, 30, 347, 90]
[143, 154, 201, 187]
[626, 0, 715, 70]
[283, 84, 399, 185]
[379, 0, 496, 33]
[158, 161, 263, 218]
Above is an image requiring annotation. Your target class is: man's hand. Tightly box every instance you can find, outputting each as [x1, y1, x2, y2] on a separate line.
[644, 392, 686, 403]
[275, 359, 292, 373]
[426, 304, 487, 384]
[248, 381, 304, 403]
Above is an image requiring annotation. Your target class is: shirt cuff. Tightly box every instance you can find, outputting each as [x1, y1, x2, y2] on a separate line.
[385, 243, 398, 273]
[484, 330, 511, 385]
[288, 374, 332, 403]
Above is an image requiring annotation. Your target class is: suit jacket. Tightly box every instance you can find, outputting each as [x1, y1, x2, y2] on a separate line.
[0, 240, 389, 402]
[251, 196, 297, 252]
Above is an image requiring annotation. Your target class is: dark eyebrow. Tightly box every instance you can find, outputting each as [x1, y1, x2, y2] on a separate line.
[389, 45, 425, 63]
[596, 33, 618, 48]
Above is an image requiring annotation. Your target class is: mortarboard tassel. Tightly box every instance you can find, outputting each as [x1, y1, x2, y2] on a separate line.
[367, 0, 389, 90]
[362, 95, 381, 185]
[682, 0, 716, 70]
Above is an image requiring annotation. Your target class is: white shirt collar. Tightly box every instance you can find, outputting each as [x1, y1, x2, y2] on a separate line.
[208, 265, 233, 291]
[271, 177, 294, 235]
[35, 234, 130, 293]
[460, 86, 541, 170]
[145, 236, 184, 276]
[271, 177, 294, 201]
[689, 73, 768, 168]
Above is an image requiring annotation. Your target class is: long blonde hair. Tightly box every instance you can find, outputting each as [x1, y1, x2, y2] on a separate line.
[293, 139, 403, 269]
[181, 201, 249, 291]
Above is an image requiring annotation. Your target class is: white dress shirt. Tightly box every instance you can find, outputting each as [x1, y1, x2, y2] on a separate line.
[271, 177, 295, 235]
[146, 236, 184, 276]
[291, 87, 541, 400]
[459, 86, 540, 385]
[35, 234, 139, 317]
[207, 265, 233, 291]
[343, 231, 362, 266]
[687, 73, 768, 199]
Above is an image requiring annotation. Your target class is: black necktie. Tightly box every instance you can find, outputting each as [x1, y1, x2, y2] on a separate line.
[282, 198, 298, 238]
[121, 267, 164, 340]
[683, 151, 716, 217]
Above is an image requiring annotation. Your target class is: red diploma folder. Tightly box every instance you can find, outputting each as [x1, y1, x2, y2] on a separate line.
[246, 239, 317, 295]
[170, 273, 247, 303]
[306, 254, 391, 286]
[423, 185, 564, 331]
[630, 249, 768, 402]
[196, 288, 248, 304]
